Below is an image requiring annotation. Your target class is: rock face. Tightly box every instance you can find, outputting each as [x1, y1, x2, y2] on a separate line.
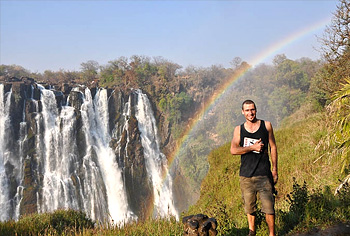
[182, 214, 218, 236]
[0, 77, 176, 222]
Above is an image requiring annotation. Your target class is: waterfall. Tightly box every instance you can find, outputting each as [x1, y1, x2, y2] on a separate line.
[0, 84, 12, 221]
[33, 85, 135, 223]
[134, 90, 178, 219]
[80, 88, 135, 223]
[0, 83, 177, 223]
[36, 85, 81, 214]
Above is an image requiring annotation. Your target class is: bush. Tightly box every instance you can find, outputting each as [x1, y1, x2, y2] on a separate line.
[276, 178, 350, 235]
[49, 209, 95, 234]
[0, 209, 94, 236]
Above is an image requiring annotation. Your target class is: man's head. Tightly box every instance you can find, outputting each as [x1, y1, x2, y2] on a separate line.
[242, 100, 257, 122]
[241, 100, 256, 110]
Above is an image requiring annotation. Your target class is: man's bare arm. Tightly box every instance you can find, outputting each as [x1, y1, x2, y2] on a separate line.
[266, 121, 278, 183]
[230, 125, 263, 155]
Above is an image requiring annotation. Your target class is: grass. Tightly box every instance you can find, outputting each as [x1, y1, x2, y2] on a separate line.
[0, 209, 94, 236]
[0, 213, 183, 236]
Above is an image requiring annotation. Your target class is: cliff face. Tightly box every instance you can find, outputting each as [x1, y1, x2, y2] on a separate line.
[0, 77, 175, 222]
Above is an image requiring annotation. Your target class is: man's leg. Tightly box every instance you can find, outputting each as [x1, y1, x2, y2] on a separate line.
[257, 176, 276, 236]
[247, 213, 256, 233]
[265, 214, 275, 236]
[240, 177, 258, 235]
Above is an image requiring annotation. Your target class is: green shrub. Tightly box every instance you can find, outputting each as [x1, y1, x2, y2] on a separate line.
[49, 209, 94, 234]
[0, 209, 94, 236]
[277, 178, 308, 235]
[275, 179, 350, 235]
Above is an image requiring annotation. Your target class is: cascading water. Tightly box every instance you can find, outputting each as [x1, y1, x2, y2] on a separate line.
[0, 84, 12, 221]
[34, 85, 135, 222]
[79, 87, 135, 223]
[0, 84, 23, 221]
[0, 82, 178, 223]
[134, 89, 178, 219]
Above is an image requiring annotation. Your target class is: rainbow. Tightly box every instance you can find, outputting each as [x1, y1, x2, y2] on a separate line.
[155, 16, 332, 219]
[250, 17, 332, 66]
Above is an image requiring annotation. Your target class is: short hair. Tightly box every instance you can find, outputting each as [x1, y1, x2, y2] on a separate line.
[242, 100, 256, 110]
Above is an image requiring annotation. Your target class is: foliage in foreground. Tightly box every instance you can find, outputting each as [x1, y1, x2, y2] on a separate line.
[277, 179, 350, 235]
[0, 209, 94, 236]
[0, 212, 183, 236]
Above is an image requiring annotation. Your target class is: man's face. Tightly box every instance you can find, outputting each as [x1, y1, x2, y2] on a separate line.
[242, 103, 257, 122]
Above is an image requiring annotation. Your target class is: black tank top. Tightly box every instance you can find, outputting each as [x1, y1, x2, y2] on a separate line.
[239, 120, 271, 177]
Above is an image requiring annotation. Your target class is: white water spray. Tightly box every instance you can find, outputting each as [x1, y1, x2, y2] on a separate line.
[35, 85, 135, 223]
[80, 88, 135, 223]
[0, 84, 12, 221]
[134, 90, 178, 219]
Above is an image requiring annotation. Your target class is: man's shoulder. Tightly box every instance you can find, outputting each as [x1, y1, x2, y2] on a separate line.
[262, 120, 271, 125]
[233, 124, 242, 136]
[263, 120, 273, 131]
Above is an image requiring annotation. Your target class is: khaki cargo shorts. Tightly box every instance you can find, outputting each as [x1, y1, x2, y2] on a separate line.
[239, 176, 275, 215]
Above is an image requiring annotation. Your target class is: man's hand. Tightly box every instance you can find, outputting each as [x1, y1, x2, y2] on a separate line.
[272, 170, 278, 184]
[252, 138, 264, 153]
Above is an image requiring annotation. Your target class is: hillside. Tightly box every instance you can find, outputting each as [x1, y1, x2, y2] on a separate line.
[186, 101, 350, 235]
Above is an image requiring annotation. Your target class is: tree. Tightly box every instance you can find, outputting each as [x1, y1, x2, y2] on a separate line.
[153, 57, 182, 82]
[80, 60, 99, 82]
[314, 0, 350, 105]
[319, 0, 350, 63]
[328, 77, 350, 174]
[99, 57, 129, 86]
[229, 57, 243, 70]
[42, 69, 80, 84]
[274, 59, 309, 92]
[0, 64, 32, 78]
[273, 54, 287, 66]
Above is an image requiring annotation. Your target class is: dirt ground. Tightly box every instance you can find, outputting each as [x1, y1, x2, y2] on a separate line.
[293, 223, 350, 236]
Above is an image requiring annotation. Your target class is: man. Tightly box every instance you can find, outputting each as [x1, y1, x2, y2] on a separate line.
[230, 100, 278, 236]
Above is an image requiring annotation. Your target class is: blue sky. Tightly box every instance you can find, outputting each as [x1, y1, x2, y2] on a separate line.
[0, 0, 338, 73]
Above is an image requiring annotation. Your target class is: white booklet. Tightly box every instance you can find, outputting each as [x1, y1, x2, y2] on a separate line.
[243, 137, 260, 153]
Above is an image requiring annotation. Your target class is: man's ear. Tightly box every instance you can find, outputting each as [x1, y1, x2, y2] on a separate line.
[241, 110, 244, 115]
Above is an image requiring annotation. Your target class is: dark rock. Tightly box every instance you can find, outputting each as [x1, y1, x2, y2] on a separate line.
[69, 91, 84, 110]
[8, 77, 21, 82]
[108, 89, 125, 134]
[20, 157, 39, 215]
[32, 84, 41, 100]
[62, 83, 72, 95]
[119, 92, 153, 219]
[22, 77, 35, 85]
[53, 90, 64, 108]
[4, 83, 12, 93]
[183, 214, 217, 236]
